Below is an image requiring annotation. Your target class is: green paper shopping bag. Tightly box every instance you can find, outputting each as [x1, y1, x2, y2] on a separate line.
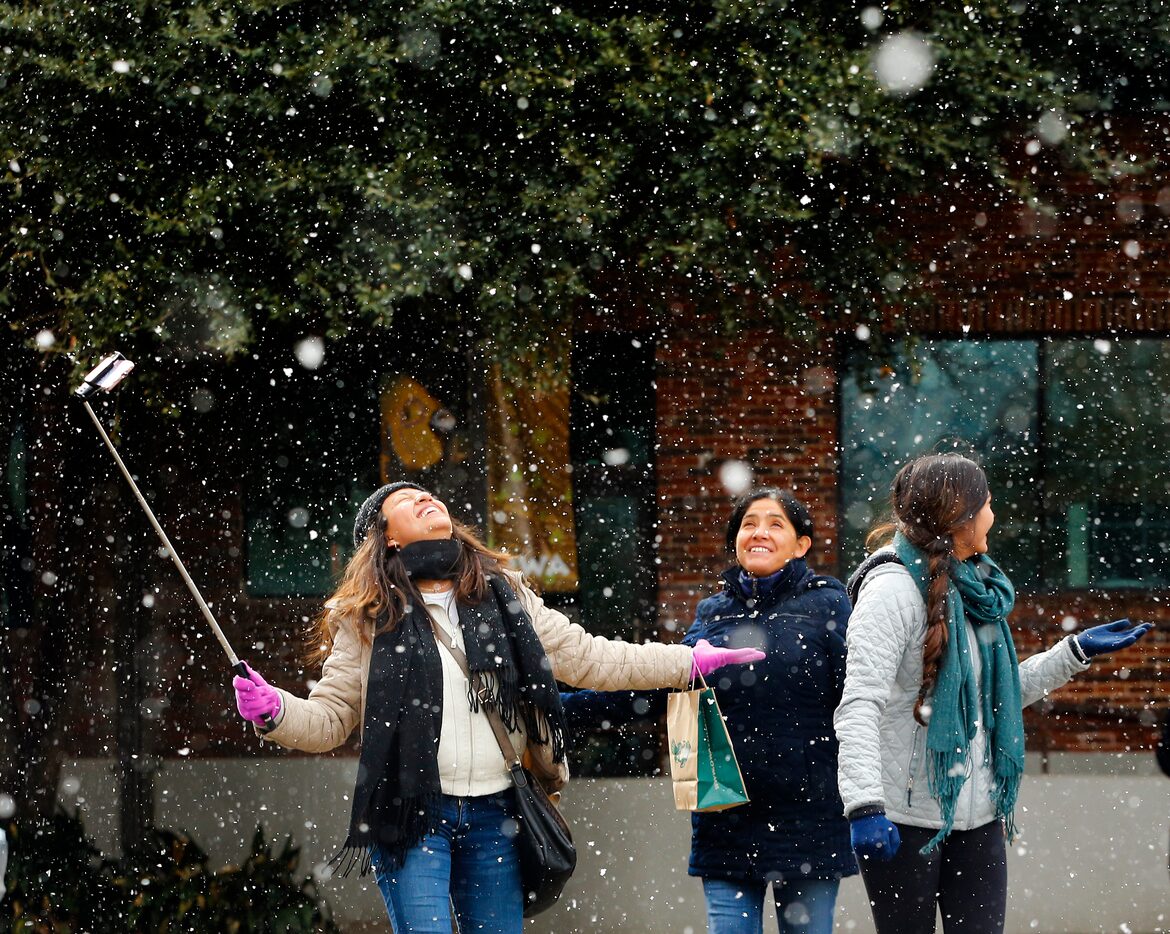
[666, 672, 750, 812]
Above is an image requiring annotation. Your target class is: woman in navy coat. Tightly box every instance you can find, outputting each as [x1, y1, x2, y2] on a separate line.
[564, 488, 857, 934]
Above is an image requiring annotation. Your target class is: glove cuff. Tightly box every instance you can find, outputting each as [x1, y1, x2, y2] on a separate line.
[848, 805, 886, 821]
[257, 692, 284, 734]
[1067, 634, 1091, 665]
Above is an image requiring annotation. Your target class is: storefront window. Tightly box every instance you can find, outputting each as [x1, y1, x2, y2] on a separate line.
[570, 335, 657, 639]
[244, 383, 373, 598]
[841, 337, 1170, 591]
[1044, 339, 1170, 589]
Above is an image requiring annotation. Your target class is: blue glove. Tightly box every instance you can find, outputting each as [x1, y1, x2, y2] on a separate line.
[850, 813, 901, 862]
[1075, 618, 1154, 659]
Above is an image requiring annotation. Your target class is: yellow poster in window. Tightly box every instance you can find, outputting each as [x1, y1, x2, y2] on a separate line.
[486, 353, 579, 592]
[381, 375, 445, 475]
[378, 373, 468, 503]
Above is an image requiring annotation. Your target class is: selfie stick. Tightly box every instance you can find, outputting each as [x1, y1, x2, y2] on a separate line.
[75, 352, 274, 728]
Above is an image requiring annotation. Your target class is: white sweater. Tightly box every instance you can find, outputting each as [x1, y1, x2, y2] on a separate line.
[423, 591, 525, 797]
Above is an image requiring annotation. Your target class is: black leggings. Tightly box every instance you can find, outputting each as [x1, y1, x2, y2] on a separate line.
[858, 820, 1008, 934]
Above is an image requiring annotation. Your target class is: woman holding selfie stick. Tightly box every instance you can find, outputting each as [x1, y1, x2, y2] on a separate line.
[835, 452, 1152, 934]
[231, 481, 763, 934]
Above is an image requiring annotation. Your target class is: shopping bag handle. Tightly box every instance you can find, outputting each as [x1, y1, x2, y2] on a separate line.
[688, 668, 709, 692]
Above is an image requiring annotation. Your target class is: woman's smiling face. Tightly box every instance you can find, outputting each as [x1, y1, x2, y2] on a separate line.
[380, 488, 453, 548]
[734, 497, 811, 577]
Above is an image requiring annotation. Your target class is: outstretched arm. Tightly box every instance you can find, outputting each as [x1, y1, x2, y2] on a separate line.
[1020, 619, 1153, 708]
[560, 610, 713, 731]
[235, 615, 364, 753]
[514, 574, 762, 691]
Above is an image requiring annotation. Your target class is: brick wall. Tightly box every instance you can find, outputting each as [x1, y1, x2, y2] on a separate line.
[653, 316, 842, 636]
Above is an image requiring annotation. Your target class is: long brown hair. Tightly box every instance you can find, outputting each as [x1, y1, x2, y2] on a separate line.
[308, 513, 512, 667]
[868, 453, 989, 725]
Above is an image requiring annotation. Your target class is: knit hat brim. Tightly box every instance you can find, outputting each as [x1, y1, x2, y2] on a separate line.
[352, 481, 426, 548]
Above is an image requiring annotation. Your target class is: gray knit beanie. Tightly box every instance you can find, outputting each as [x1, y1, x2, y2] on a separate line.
[352, 481, 425, 548]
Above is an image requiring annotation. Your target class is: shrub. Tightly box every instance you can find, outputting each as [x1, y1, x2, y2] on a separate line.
[2, 812, 339, 934]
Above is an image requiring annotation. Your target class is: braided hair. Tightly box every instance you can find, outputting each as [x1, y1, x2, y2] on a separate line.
[869, 453, 989, 725]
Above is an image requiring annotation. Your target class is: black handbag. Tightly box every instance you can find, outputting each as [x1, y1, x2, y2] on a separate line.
[427, 615, 577, 917]
[505, 760, 577, 916]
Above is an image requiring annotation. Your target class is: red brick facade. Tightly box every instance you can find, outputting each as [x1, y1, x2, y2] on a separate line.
[653, 117, 1170, 753]
[653, 322, 841, 636]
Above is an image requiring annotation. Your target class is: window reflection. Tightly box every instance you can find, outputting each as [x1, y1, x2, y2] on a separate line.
[841, 340, 1040, 586]
[1045, 339, 1170, 589]
[843, 337, 1170, 591]
[565, 334, 660, 777]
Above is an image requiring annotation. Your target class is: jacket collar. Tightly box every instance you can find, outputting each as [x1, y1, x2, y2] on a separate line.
[721, 558, 810, 606]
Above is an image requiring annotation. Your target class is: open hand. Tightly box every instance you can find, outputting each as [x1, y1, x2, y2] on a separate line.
[1076, 619, 1154, 659]
[692, 638, 766, 679]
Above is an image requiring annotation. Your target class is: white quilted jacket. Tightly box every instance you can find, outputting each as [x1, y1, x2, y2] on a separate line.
[834, 555, 1088, 830]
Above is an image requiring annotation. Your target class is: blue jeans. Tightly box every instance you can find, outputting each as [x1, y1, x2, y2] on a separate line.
[703, 876, 840, 934]
[371, 792, 522, 934]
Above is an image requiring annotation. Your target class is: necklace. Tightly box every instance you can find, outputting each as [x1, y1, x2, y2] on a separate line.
[418, 581, 452, 594]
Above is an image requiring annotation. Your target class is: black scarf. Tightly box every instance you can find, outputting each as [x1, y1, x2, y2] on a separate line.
[330, 540, 568, 875]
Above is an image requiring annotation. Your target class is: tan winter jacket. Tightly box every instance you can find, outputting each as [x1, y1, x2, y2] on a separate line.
[262, 571, 693, 790]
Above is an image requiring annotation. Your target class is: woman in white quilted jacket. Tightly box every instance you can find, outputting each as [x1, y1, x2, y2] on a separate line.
[834, 453, 1151, 934]
[229, 480, 762, 934]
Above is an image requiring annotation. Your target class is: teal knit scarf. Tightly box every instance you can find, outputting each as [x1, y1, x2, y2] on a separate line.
[892, 532, 1024, 854]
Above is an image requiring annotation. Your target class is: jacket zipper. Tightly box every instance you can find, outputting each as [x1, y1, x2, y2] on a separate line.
[906, 724, 921, 808]
[736, 574, 812, 620]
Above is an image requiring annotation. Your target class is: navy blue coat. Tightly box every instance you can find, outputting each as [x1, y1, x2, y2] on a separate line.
[563, 558, 857, 882]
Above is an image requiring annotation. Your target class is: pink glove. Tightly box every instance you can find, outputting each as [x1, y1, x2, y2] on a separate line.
[692, 638, 766, 679]
[233, 663, 282, 727]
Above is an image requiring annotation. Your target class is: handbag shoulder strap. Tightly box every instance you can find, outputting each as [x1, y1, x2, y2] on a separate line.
[426, 611, 526, 779]
[846, 551, 904, 605]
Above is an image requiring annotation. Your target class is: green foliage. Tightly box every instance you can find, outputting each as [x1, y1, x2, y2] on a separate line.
[2, 813, 339, 934]
[124, 824, 340, 933]
[0, 1, 1160, 373]
[2, 811, 127, 932]
[1021, 1, 1170, 111]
